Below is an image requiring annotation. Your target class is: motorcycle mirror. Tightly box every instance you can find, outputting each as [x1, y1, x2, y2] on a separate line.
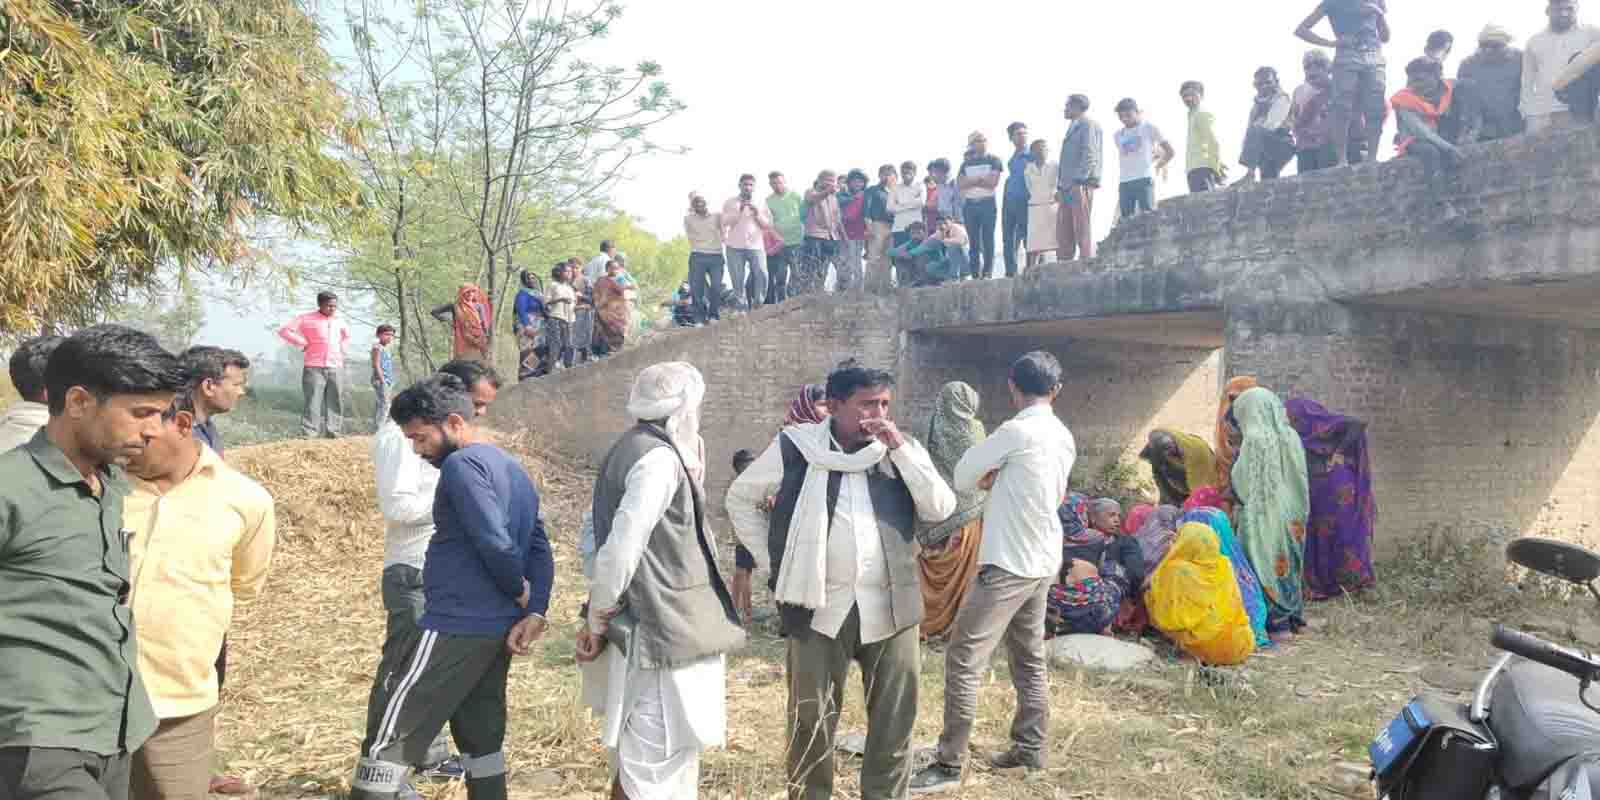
[1506, 537, 1600, 584]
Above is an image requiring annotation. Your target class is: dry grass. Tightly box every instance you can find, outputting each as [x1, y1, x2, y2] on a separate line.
[221, 434, 1589, 800]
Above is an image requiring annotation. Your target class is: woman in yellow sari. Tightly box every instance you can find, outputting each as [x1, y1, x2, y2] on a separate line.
[589, 259, 633, 357]
[1139, 428, 1220, 507]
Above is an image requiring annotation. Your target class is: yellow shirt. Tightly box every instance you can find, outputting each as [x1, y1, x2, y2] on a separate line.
[125, 443, 276, 719]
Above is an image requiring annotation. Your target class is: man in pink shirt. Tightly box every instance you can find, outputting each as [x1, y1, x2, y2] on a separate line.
[277, 291, 353, 438]
[721, 174, 774, 311]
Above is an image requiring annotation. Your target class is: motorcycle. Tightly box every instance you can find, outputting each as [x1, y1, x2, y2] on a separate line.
[1370, 537, 1600, 799]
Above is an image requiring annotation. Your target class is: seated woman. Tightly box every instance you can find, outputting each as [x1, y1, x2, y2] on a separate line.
[1181, 507, 1270, 647]
[1284, 398, 1377, 599]
[1047, 498, 1146, 637]
[1146, 521, 1255, 665]
[1139, 429, 1221, 507]
[1129, 504, 1182, 576]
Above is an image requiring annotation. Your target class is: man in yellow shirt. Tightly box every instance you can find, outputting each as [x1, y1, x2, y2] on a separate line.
[123, 388, 276, 800]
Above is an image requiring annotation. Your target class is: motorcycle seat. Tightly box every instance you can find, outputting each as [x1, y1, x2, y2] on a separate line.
[1490, 658, 1600, 789]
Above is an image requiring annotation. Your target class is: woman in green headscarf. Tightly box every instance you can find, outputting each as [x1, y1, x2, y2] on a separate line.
[1230, 387, 1311, 635]
[917, 381, 988, 639]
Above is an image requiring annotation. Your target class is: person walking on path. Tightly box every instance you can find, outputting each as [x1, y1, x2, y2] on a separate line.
[0, 324, 187, 800]
[350, 373, 553, 800]
[1056, 94, 1104, 263]
[278, 291, 352, 438]
[726, 363, 955, 800]
[911, 351, 1076, 794]
[577, 362, 745, 800]
[123, 388, 276, 800]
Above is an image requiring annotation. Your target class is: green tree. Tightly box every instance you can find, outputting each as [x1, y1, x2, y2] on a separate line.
[330, 0, 682, 373]
[0, 0, 362, 334]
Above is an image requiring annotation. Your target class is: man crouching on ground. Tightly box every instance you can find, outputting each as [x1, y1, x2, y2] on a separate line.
[350, 375, 554, 800]
[726, 363, 956, 800]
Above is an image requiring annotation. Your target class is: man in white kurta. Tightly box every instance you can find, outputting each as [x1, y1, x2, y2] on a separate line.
[579, 362, 743, 800]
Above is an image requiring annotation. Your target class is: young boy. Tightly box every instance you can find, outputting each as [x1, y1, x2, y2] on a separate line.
[544, 263, 576, 371]
[1180, 81, 1225, 192]
[372, 325, 397, 426]
[1112, 98, 1174, 218]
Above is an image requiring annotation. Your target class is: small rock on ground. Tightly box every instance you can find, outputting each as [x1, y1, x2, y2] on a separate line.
[1048, 635, 1155, 672]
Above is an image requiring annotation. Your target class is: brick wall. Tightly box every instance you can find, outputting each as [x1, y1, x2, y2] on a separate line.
[900, 333, 1221, 492]
[493, 294, 899, 526]
[1227, 302, 1600, 553]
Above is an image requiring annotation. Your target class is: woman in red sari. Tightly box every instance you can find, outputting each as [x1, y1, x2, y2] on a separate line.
[430, 283, 492, 362]
[589, 259, 633, 357]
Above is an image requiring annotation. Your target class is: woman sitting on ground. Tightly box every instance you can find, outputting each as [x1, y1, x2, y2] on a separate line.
[1046, 498, 1145, 637]
[1146, 521, 1255, 665]
[1139, 428, 1220, 507]
[916, 382, 988, 640]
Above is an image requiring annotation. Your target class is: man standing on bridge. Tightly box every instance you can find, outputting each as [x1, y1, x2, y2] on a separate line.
[1057, 94, 1103, 263]
[1295, 0, 1391, 169]
[351, 370, 549, 800]
[727, 362, 955, 800]
[277, 291, 351, 439]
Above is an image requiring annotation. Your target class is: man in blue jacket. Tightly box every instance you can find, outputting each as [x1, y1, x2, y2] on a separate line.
[350, 374, 554, 800]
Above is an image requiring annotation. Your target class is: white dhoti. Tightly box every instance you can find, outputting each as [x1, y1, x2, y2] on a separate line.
[582, 646, 725, 800]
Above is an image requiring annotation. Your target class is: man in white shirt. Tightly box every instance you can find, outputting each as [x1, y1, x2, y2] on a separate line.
[727, 364, 955, 800]
[0, 335, 62, 453]
[911, 351, 1075, 794]
[358, 360, 500, 794]
[887, 161, 926, 286]
[1112, 98, 1174, 220]
[1523, 0, 1600, 132]
[576, 362, 744, 800]
[584, 240, 617, 286]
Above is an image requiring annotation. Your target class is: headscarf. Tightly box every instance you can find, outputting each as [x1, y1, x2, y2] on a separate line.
[1123, 503, 1155, 535]
[1230, 387, 1310, 632]
[1184, 486, 1226, 511]
[1182, 507, 1270, 646]
[454, 283, 491, 353]
[627, 362, 707, 484]
[1142, 429, 1220, 503]
[920, 382, 987, 544]
[1132, 504, 1183, 574]
[1215, 376, 1258, 500]
[786, 384, 827, 426]
[1059, 492, 1092, 542]
[1145, 522, 1255, 665]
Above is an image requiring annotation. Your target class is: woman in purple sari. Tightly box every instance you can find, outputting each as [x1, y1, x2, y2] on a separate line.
[1283, 398, 1377, 599]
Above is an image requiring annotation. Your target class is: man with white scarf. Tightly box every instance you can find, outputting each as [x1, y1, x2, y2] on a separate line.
[726, 363, 956, 800]
[577, 362, 746, 800]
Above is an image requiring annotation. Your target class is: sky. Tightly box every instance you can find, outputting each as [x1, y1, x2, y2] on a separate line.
[200, 0, 1546, 358]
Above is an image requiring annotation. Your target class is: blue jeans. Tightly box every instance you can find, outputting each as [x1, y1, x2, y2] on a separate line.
[962, 198, 997, 278]
[1118, 178, 1155, 218]
[1001, 194, 1027, 277]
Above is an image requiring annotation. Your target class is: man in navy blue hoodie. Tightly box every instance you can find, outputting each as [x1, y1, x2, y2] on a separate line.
[350, 374, 553, 800]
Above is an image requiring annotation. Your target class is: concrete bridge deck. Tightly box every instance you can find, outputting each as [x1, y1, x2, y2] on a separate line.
[497, 126, 1600, 550]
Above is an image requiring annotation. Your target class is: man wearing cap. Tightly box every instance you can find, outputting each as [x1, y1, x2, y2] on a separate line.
[957, 132, 1003, 279]
[1457, 25, 1525, 142]
[576, 362, 744, 800]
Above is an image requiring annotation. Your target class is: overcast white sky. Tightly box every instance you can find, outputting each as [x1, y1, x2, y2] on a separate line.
[204, 0, 1551, 357]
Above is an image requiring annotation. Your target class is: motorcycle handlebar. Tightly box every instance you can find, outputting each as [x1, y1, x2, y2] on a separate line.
[1492, 625, 1600, 681]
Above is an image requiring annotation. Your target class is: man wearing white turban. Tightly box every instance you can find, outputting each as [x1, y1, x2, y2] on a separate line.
[576, 362, 745, 800]
[1456, 24, 1525, 142]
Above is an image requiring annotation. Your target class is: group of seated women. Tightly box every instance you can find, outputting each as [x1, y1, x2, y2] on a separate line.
[1038, 378, 1378, 665]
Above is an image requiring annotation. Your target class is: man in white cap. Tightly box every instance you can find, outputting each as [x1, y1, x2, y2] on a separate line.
[1457, 24, 1525, 142]
[576, 362, 745, 800]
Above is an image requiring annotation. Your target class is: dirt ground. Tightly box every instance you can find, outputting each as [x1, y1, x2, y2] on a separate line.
[220, 436, 1595, 800]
